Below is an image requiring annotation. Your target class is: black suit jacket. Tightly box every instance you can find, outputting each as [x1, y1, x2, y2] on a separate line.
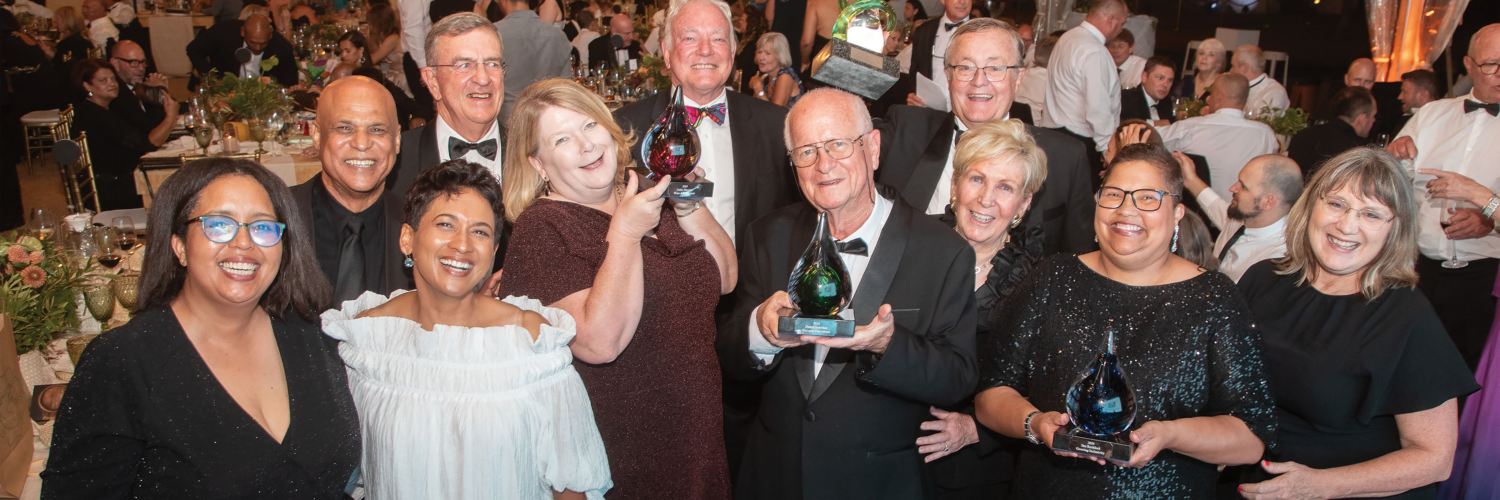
[387, 122, 513, 270]
[109, 84, 167, 135]
[185, 20, 298, 86]
[1287, 118, 1370, 179]
[876, 105, 1097, 256]
[289, 174, 412, 295]
[587, 36, 641, 70]
[1120, 85, 1173, 124]
[909, 19, 941, 81]
[613, 90, 800, 244]
[717, 185, 977, 500]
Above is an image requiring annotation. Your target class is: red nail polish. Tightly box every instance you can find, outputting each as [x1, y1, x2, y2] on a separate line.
[1262, 460, 1269, 467]
[1237, 486, 1244, 492]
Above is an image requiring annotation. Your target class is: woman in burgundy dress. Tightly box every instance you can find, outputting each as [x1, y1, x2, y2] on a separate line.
[497, 78, 738, 500]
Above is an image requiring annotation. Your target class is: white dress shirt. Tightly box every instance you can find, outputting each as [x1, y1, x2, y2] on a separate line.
[748, 194, 894, 376]
[88, 17, 119, 51]
[107, 1, 135, 25]
[1143, 90, 1161, 122]
[1196, 189, 1287, 282]
[1015, 66, 1049, 125]
[435, 116, 504, 181]
[572, 29, 600, 67]
[685, 91, 738, 244]
[1245, 74, 1290, 114]
[398, 0, 431, 67]
[1398, 93, 1500, 261]
[926, 116, 994, 215]
[1158, 108, 1278, 199]
[1045, 21, 1120, 152]
[928, 15, 967, 102]
[1117, 54, 1146, 89]
[239, 43, 264, 79]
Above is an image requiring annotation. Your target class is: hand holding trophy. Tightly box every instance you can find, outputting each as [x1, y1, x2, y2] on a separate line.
[1051, 331, 1138, 464]
[640, 86, 714, 198]
[776, 212, 856, 337]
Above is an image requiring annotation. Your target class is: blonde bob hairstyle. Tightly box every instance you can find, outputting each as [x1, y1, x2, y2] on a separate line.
[950, 118, 1048, 202]
[502, 78, 636, 222]
[1274, 146, 1419, 300]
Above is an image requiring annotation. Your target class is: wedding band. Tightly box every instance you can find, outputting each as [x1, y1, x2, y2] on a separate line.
[943, 446, 949, 452]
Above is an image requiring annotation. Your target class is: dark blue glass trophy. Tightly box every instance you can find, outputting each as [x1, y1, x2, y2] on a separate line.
[1052, 331, 1137, 463]
[777, 212, 855, 337]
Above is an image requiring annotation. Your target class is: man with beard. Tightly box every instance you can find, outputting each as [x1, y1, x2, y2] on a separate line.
[1178, 153, 1301, 282]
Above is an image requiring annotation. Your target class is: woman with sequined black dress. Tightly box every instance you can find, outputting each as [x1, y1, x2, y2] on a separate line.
[974, 144, 1277, 499]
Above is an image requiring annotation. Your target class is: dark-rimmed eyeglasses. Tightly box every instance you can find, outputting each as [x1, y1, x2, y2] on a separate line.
[189, 216, 286, 247]
[1095, 187, 1180, 211]
[946, 64, 1021, 83]
[1473, 60, 1500, 76]
[111, 56, 147, 67]
[429, 60, 507, 76]
[1319, 196, 1393, 229]
[788, 132, 868, 168]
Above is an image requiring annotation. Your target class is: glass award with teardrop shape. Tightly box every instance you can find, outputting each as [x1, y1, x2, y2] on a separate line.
[638, 86, 713, 198]
[777, 212, 855, 337]
[1052, 331, 1137, 463]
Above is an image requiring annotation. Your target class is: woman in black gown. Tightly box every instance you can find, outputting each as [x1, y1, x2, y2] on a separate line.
[43, 159, 360, 499]
[49, 7, 93, 81]
[69, 58, 177, 210]
[974, 143, 1276, 499]
[1233, 147, 1479, 500]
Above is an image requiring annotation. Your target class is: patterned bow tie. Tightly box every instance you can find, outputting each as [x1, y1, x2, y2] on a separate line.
[1465, 100, 1499, 117]
[448, 137, 497, 161]
[684, 103, 727, 127]
[836, 238, 868, 256]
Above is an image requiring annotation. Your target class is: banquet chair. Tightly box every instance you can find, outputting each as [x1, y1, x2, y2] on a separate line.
[20, 105, 71, 174]
[1265, 51, 1289, 84]
[53, 132, 102, 214]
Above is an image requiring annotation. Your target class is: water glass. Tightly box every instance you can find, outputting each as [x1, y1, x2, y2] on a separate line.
[32, 209, 56, 241]
[112, 274, 140, 312]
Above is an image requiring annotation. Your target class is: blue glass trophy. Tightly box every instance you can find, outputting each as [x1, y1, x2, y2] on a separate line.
[777, 212, 855, 337]
[1052, 331, 1137, 463]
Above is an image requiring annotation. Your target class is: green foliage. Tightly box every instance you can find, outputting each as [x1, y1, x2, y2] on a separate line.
[202, 70, 292, 121]
[0, 236, 89, 355]
[1251, 106, 1310, 138]
[638, 55, 671, 92]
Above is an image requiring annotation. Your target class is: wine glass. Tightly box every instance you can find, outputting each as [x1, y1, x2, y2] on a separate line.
[193, 119, 214, 155]
[249, 117, 270, 155]
[1442, 200, 1469, 269]
[93, 227, 123, 272]
[32, 209, 56, 241]
[82, 278, 116, 331]
[266, 110, 288, 146]
[1374, 133, 1392, 148]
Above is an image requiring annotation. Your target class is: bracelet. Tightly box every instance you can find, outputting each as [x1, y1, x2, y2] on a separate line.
[674, 200, 701, 218]
[1023, 411, 1042, 445]
[1483, 196, 1500, 219]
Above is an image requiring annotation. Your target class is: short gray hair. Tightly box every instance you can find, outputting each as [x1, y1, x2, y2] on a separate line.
[944, 18, 1024, 66]
[1233, 44, 1264, 72]
[758, 32, 792, 69]
[783, 88, 871, 148]
[424, 12, 502, 66]
[662, 0, 736, 54]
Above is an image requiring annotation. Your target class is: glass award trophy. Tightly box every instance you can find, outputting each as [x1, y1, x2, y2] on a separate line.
[638, 85, 713, 198]
[1052, 331, 1137, 463]
[777, 212, 856, 337]
[809, 0, 901, 99]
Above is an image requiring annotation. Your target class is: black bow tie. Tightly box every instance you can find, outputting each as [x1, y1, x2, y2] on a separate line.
[1465, 100, 1499, 117]
[836, 238, 868, 256]
[448, 137, 498, 161]
[944, 21, 963, 31]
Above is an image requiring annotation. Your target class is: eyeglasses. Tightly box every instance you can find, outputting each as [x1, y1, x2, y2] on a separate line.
[946, 64, 1021, 83]
[189, 215, 287, 247]
[429, 60, 507, 76]
[1319, 196, 1393, 229]
[788, 133, 868, 168]
[1095, 187, 1180, 211]
[111, 56, 147, 67]
[1475, 61, 1500, 76]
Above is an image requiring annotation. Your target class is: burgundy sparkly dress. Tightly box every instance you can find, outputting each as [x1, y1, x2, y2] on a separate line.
[498, 198, 731, 500]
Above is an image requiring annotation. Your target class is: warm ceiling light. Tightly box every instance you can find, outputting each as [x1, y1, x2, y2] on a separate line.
[1426, 10, 1436, 16]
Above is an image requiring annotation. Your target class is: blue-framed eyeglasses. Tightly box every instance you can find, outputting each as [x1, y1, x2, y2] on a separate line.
[189, 215, 286, 247]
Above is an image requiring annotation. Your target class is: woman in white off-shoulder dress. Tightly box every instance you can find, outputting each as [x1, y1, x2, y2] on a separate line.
[322, 159, 611, 500]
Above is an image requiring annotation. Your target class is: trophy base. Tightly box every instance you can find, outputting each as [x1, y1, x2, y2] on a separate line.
[777, 310, 855, 337]
[643, 173, 715, 199]
[810, 38, 900, 100]
[1051, 428, 1133, 463]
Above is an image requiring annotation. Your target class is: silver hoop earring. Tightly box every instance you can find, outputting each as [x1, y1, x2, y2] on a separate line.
[1170, 224, 1180, 253]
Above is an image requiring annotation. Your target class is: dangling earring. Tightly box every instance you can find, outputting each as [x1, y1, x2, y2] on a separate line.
[949, 196, 957, 208]
[542, 176, 551, 195]
[403, 254, 413, 267]
[1170, 224, 1180, 253]
[1010, 214, 1022, 228]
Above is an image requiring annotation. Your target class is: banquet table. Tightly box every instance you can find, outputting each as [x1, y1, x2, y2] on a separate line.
[136, 13, 215, 28]
[133, 141, 323, 208]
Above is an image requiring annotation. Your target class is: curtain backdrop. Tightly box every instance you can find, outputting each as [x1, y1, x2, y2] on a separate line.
[1368, 0, 1470, 82]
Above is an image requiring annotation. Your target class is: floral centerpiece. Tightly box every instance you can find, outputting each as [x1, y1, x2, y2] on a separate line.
[1250, 105, 1310, 138]
[634, 55, 670, 94]
[1, 235, 89, 355]
[202, 70, 292, 121]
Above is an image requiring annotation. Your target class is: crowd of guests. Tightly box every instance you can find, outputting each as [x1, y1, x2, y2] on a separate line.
[0, 0, 1495, 497]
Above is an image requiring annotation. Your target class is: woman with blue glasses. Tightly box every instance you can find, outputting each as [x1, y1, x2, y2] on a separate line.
[43, 158, 361, 499]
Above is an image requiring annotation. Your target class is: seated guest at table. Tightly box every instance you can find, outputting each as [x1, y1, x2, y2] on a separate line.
[499, 78, 737, 499]
[336, 30, 371, 67]
[50, 6, 93, 81]
[1107, 29, 1144, 89]
[748, 32, 801, 107]
[1344, 57, 1377, 90]
[881, 19, 1095, 255]
[1230, 44, 1289, 115]
[323, 159, 611, 499]
[71, 58, 177, 210]
[1, 8, 62, 230]
[719, 88, 977, 500]
[1178, 152, 1300, 282]
[110, 40, 170, 134]
[366, 4, 409, 96]
[1157, 73, 1278, 200]
[588, 14, 642, 71]
[42, 158, 360, 498]
[974, 143, 1275, 499]
[290, 76, 411, 306]
[1233, 147, 1479, 499]
[921, 118, 1047, 499]
[1288, 86, 1375, 180]
[1120, 55, 1176, 127]
[186, 14, 298, 86]
[105, 0, 134, 25]
[81, 0, 119, 52]
[1171, 37, 1223, 102]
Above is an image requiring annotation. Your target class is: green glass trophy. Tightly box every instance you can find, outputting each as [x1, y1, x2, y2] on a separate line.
[778, 212, 856, 337]
[809, 0, 901, 100]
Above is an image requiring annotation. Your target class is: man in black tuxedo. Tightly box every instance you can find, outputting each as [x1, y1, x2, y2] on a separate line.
[1287, 85, 1375, 179]
[290, 77, 412, 304]
[108, 41, 168, 134]
[1120, 55, 1176, 127]
[719, 88, 977, 500]
[388, 13, 511, 281]
[587, 14, 642, 70]
[879, 19, 1095, 257]
[185, 15, 298, 86]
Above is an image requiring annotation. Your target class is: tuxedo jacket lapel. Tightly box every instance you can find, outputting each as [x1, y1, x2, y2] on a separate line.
[903, 117, 955, 209]
[727, 91, 757, 240]
[421, 123, 440, 167]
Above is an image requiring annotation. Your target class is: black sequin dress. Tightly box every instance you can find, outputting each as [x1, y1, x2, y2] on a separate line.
[980, 255, 1277, 499]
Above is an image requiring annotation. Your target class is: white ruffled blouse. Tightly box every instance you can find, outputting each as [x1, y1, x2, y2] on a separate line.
[322, 291, 612, 500]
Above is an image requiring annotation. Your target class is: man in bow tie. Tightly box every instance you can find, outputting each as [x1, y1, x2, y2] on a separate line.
[1387, 23, 1500, 372]
[718, 88, 977, 500]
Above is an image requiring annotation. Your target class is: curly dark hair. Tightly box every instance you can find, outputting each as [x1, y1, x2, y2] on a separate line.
[403, 159, 505, 238]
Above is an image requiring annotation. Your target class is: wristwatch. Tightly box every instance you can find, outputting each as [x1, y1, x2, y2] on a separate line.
[1483, 196, 1500, 219]
[1023, 411, 1042, 445]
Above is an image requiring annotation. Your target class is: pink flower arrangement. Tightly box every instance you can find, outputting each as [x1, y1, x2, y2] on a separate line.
[29, 250, 43, 264]
[6, 245, 24, 264]
[19, 265, 46, 288]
